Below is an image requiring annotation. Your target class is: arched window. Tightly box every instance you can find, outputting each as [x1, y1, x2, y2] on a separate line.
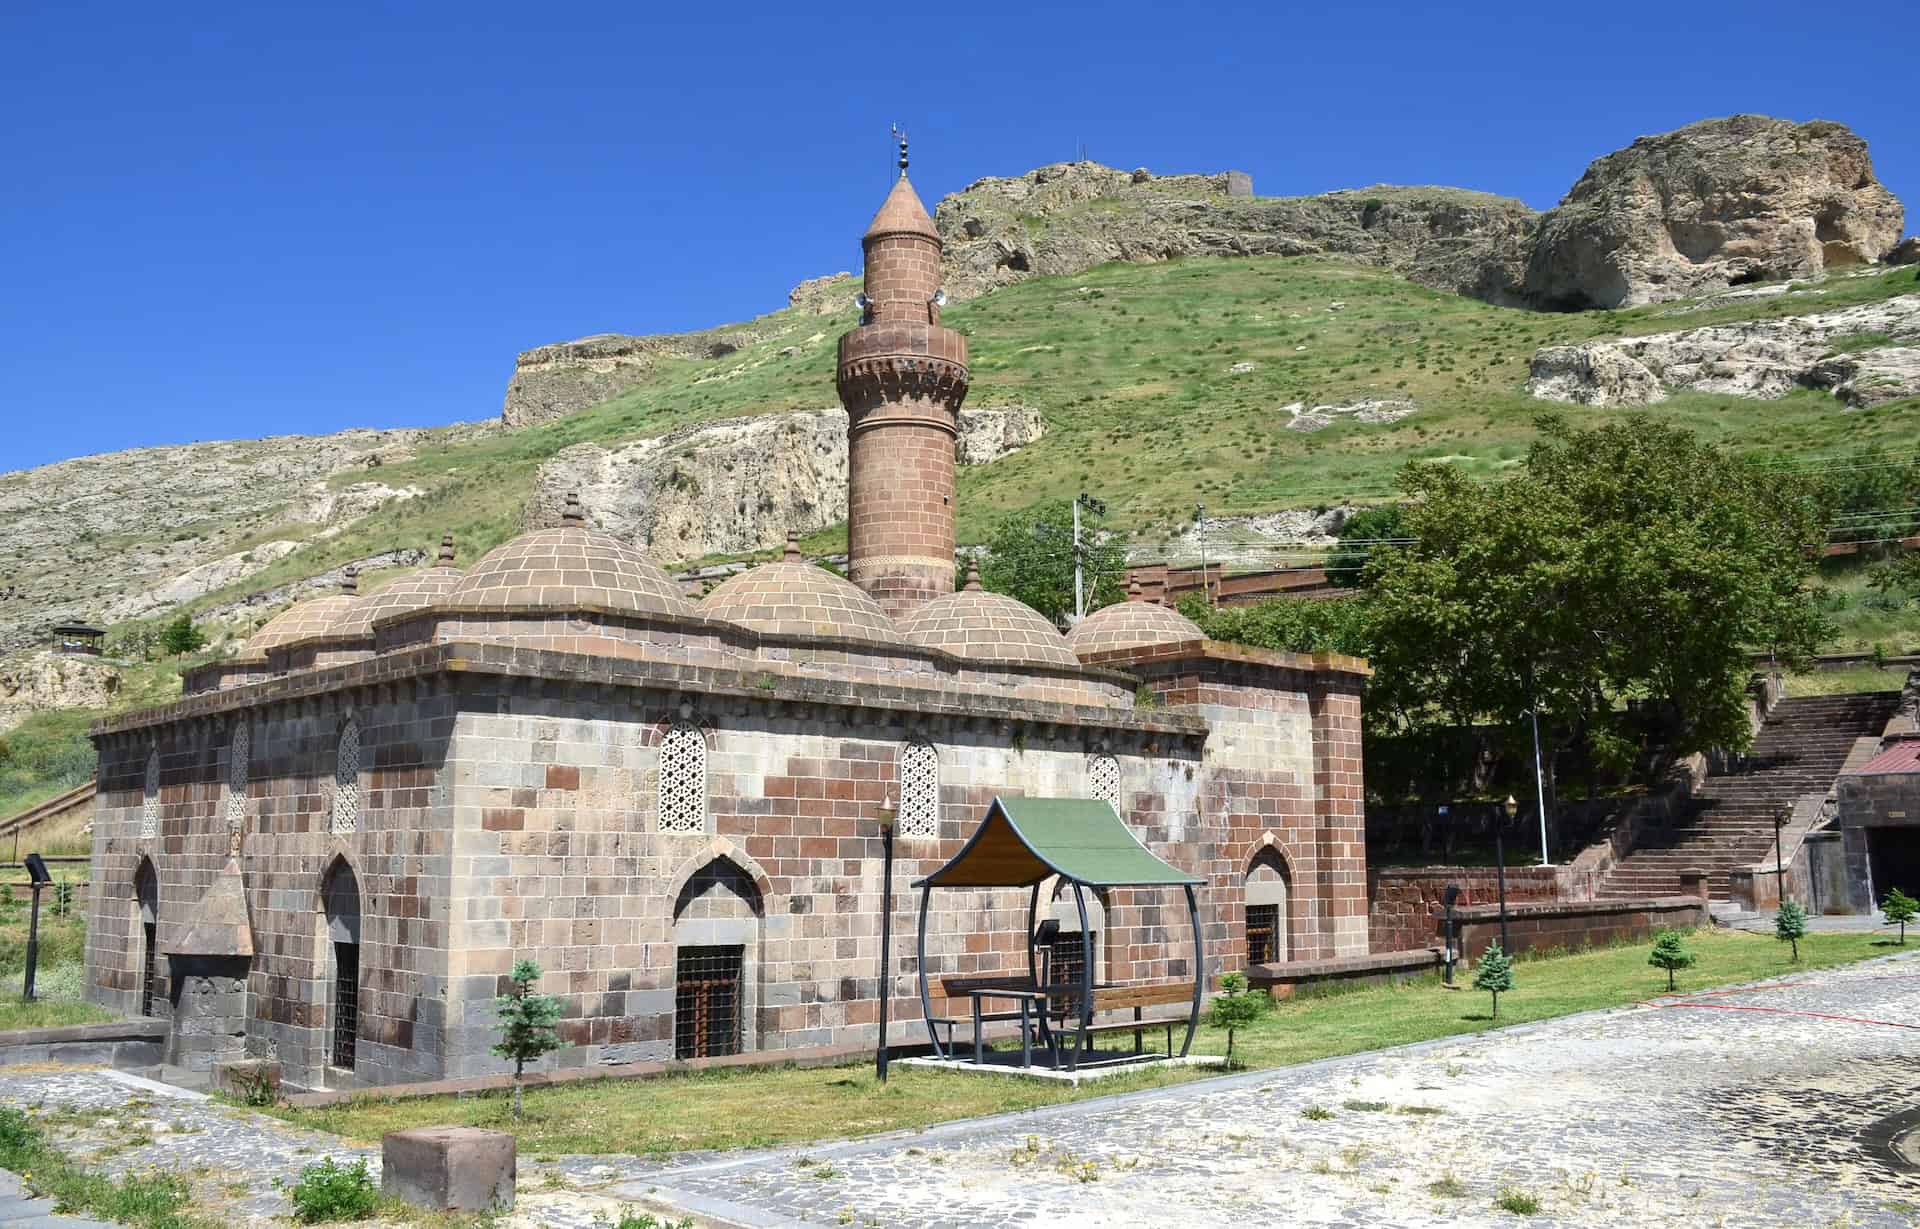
[1246, 850, 1291, 966]
[1088, 752, 1122, 813]
[134, 859, 159, 1016]
[671, 856, 764, 1058]
[321, 858, 362, 1071]
[658, 720, 708, 834]
[141, 749, 160, 839]
[331, 719, 359, 836]
[226, 722, 250, 835]
[896, 738, 939, 839]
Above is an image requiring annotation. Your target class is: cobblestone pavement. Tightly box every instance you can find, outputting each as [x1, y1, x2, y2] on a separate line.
[7, 955, 1920, 1226]
[625, 953, 1920, 1228]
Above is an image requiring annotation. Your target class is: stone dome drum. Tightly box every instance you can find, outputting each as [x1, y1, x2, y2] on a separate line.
[702, 550, 900, 643]
[1066, 595, 1205, 657]
[445, 523, 694, 620]
[896, 570, 1079, 669]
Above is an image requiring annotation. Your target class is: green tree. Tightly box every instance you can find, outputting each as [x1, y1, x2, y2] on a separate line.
[980, 497, 1128, 625]
[1204, 971, 1267, 1065]
[1471, 941, 1515, 1019]
[1775, 900, 1809, 962]
[1871, 553, 1920, 605]
[1362, 414, 1828, 845]
[1326, 503, 1406, 589]
[491, 958, 564, 1118]
[1178, 591, 1373, 657]
[1647, 929, 1697, 992]
[1882, 887, 1918, 944]
[160, 613, 206, 656]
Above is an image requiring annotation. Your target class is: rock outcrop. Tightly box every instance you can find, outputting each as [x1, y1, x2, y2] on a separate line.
[1280, 398, 1419, 432]
[934, 163, 1540, 305]
[1527, 292, 1920, 407]
[0, 424, 479, 659]
[1525, 116, 1905, 310]
[0, 652, 120, 733]
[529, 406, 1044, 564]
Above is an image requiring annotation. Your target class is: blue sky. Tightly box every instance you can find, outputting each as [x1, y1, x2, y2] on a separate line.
[3, 1, 1914, 473]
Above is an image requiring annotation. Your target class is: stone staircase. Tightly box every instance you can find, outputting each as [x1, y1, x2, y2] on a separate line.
[1596, 692, 1900, 902]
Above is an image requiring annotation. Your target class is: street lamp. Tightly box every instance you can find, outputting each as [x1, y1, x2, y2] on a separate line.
[1774, 804, 1789, 909]
[873, 794, 898, 1083]
[1496, 795, 1515, 956]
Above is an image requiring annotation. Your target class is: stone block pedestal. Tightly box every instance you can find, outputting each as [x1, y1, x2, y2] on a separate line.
[382, 1126, 516, 1212]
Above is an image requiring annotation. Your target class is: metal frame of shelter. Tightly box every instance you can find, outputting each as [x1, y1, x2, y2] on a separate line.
[912, 796, 1206, 1069]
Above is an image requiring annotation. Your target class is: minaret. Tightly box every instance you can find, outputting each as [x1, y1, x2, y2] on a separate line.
[836, 133, 969, 618]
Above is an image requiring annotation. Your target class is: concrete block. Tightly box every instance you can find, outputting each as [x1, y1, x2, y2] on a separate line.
[382, 1126, 516, 1212]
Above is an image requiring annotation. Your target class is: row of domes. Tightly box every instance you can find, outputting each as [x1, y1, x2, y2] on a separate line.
[245, 517, 1203, 669]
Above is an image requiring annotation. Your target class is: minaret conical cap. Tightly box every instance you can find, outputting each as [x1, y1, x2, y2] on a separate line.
[863, 176, 940, 243]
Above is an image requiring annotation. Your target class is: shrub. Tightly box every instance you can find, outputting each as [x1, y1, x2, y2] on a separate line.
[1204, 971, 1267, 1063]
[1646, 930, 1697, 992]
[1883, 887, 1917, 943]
[1494, 1186, 1541, 1215]
[289, 1157, 378, 1223]
[492, 958, 564, 1118]
[1775, 900, 1808, 962]
[1472, 941, 1515, 1018]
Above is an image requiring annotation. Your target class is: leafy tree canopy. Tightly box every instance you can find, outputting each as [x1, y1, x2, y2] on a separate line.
[1326, 503, 1406, 589]
[980, 497, 1129, 625]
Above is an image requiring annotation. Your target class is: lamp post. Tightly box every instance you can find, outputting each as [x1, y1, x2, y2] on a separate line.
[874, 795, 898, 1083]
[1774, 804, 1788, 909]
[1496, 796, 1515, 956]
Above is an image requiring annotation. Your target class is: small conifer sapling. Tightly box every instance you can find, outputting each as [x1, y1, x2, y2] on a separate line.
[1647, 929, 1697, 992]
[1205, 971, 1267, 1064]
[1883, 887, 1917, 944]
[491, 958, 564, 1118]
[1472, 941, 1515, 1019]
[1774, 900, 1808, 962]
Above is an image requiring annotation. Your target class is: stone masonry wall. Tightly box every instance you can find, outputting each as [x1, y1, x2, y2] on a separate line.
[1367, 867, 1560, 955]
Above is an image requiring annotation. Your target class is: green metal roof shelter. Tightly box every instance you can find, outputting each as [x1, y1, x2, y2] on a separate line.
[911, 797, 1206, 1069]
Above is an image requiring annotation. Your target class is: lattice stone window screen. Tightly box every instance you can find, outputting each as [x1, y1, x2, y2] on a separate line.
[226, 723, 250, 833]
[331, 719, 360, 836]
[658, 720, 708, 834]
[1089, 753, 1122, 812]
[141, 750, 160, 839]
[897, 739, 939, 838]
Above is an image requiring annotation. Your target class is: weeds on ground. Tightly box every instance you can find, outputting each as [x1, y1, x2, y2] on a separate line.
[1429, 1173, 1468, 1197]
[0, 1106, 210, 1229]
[1495, 1186, 1542, 1214]
[286, 1156, 378, 1223]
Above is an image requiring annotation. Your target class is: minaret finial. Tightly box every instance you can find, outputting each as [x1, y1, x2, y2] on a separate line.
[892, 123, 908, 177]
[963, 561, 982, 592]
[437, 533, 456, 565]
[783, 531, 802, 562]
[340, 566, 359, 596]
[561, 492, 584, 525]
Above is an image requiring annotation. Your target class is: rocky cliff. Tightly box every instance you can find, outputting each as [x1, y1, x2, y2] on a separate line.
[1528, 291, 1920, 407]
[499, 116, 1907, 432]
[0, 423, 484, 658]
[528, 406, 1044, 563]
[1525, 116, 1905, 310]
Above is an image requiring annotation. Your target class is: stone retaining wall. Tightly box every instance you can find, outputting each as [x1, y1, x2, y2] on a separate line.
[1368, 866, 1559, 954]
[1452, 897, 1708, 960]
[0, 1020, 165, 1069]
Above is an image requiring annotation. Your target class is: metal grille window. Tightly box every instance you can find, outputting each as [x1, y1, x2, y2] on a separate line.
[675, 945, 742, 1059]
[896, 739, 939, 838]
[141, 750, 160, 839]
[331, 720, 360, 836]
[1048, 931, 1097, 1017]
[226, 722, 250, 834]
[658, 721, 708, 834]
[1247, 903, 1280, 966]
[140, 921, 157, 1016]
[1089, 753, 1121, 812]
[332, 941, 359, 1069]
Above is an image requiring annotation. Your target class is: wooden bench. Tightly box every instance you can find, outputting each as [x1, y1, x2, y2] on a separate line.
[929, 976, 1041, 1053]
[1052, 981, 1195, 1058]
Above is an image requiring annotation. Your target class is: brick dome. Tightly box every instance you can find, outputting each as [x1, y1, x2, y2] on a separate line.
[863, 175, 940, 242]
[897, 567, 1078, 668]
[337, 566, 463, 637]
[247, 595, 362, 655]
[702, 543, 900, 643]
[1067, 593, 1204, 657]
[445, 524, 693, 619]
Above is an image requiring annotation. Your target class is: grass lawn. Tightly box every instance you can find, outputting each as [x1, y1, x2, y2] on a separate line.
[270, 928, 1899, 1156]
[0, 999, 111, 1031]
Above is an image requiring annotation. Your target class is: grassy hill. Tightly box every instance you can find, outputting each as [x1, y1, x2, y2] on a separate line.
[155, 255, 1920, 620]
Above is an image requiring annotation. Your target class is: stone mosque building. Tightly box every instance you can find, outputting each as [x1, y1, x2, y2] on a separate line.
[84, 147, 1372, 1090]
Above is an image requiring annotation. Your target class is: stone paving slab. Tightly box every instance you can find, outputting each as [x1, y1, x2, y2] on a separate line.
[0, 1169, 112, 1229]
[622, 953, 1920, 1228]
[6, 956, 1920, 1226]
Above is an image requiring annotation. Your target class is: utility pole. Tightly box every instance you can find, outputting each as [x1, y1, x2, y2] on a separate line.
[1073, 495, 1084, 621]
[1195, 503, 1209, 607]
[1530, 705, 1551, 866]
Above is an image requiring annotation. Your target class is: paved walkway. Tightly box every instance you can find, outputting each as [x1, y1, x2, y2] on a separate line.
[5, 955, 1920, 1226]
[0, 1168, 108, 1229]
